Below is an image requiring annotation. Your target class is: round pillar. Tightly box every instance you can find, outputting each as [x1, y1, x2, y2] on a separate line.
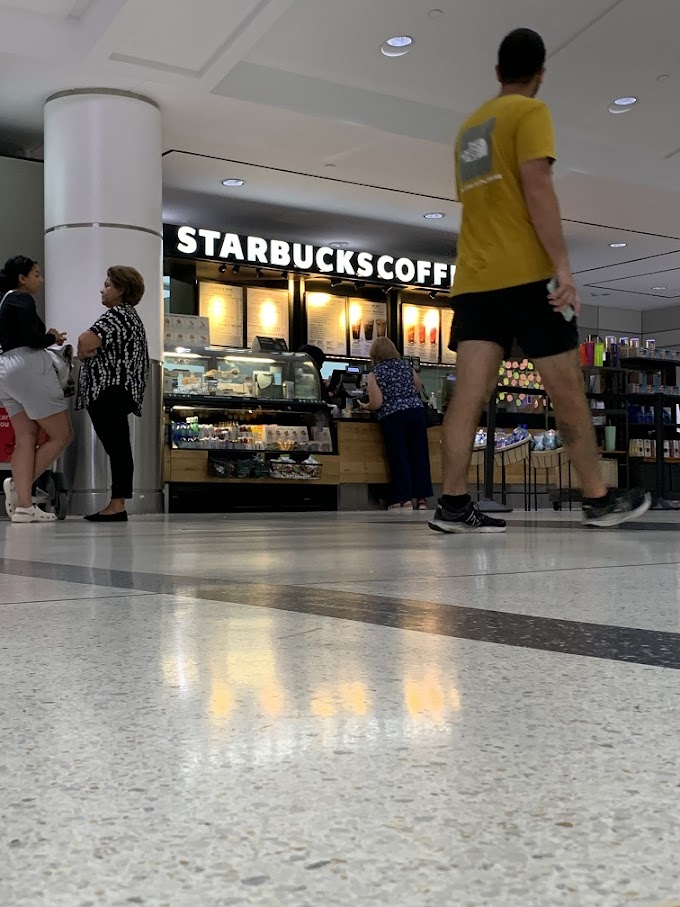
[44, 89, 163, 515]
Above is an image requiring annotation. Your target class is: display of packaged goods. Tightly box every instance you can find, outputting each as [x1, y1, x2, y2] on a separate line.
[171, 420, 317, 451]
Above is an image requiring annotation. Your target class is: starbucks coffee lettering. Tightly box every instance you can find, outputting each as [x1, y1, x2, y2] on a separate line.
[167, 225, 455, 290]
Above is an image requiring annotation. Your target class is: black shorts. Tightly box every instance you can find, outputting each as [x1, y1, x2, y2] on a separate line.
[448, 279, 579, 361]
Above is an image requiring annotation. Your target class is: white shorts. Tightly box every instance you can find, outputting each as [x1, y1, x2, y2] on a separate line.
[0, 347, 67, 421]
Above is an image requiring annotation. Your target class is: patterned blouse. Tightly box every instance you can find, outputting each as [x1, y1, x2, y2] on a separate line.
[373, 358, 423, 421]
[77, 305, 149, 416]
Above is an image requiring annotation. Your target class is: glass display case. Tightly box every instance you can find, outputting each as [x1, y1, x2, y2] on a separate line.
[163, 346, 336, 461]
[163, 346, 321, 402]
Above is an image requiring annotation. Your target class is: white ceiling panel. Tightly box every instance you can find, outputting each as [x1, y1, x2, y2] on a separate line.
[111, 0, 275, 75]
[0, 0, 89, 16]
[587, 269, 680, 299]
[244, 0, 620, 112]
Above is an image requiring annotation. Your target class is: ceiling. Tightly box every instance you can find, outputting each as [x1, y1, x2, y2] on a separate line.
[2, 0, 680, 309]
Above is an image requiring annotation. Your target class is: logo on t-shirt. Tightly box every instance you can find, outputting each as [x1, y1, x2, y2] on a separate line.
[458, 118, 496, 183]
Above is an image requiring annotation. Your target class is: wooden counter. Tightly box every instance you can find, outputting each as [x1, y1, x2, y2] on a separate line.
[163, 419, 595, 489]
[166, 422, 447, 487]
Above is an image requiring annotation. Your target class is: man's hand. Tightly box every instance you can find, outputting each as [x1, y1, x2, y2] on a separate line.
[549, 270, 581, 316]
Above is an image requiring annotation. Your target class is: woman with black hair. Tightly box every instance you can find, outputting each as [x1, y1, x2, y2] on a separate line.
[0, 255, 73, 523]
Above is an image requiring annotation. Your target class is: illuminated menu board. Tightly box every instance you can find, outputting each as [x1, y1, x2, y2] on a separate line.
[199, 282, 243, 347]
[348, 299, 388, 358]
[306, 292, 348, 356]
[402, 304, 441, 364]
[246, 287, 290, 348]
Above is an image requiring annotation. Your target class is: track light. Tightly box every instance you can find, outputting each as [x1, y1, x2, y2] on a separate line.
[354, 281, 366, 291]
[330, 278, 343, 288]
[429, 290, 439, 300]
[218, 264, 227, 274]
[232, 264, 241, 275]
[281, 270, 289, 279]
[256, 268, 263, 279]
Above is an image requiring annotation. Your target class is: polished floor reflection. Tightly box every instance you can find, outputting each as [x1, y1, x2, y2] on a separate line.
[1, 512, 680, 907]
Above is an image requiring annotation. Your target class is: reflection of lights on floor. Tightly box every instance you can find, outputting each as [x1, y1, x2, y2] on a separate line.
[209, 680, 234, 719]
[339, 682, 370, 716]
[311, 691, 336, 717]
[404, 674, 446, 720]
[260, 684, 286, 717]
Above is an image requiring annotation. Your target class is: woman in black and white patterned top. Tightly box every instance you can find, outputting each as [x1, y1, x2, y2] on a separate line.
[77, 266, 149, 522]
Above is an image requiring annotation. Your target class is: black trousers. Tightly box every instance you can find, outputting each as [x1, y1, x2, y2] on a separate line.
[87, 387, 135, 500]
[380, 407, 434, 505]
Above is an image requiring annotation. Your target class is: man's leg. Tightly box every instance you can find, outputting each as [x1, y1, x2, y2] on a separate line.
[442, 341, 504, 496]
[534, 348, 607, 499]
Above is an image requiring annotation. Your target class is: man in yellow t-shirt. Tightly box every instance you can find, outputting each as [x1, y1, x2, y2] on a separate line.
[430, 28, 650, 533]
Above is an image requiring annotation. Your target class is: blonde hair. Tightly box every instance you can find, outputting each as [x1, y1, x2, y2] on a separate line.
[370, 336, 400, 366]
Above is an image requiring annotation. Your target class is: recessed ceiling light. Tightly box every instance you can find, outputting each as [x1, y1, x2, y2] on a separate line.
[657, 74, 670, 83]
[381, 36, 415, 57]
[652, 286, 668, 291]
[329, 241, 350, 249]
[428, 9, 444, 18]
[424, 212, 445, 219]
[608, 97, 638, 114]
[609, 242, 627, 248]
[222, 178, 245, 187]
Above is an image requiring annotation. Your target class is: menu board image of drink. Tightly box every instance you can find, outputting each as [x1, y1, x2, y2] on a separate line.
[349, 298, 388, 358]
[402, 305, 441, 364]
[440, 307, 457, 366]
[199, 282, 244, 348]
[247, 287, 290, 348]
[306, 292, 348, 356]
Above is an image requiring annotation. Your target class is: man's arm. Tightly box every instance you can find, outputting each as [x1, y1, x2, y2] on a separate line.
[520, 158, 580, 314]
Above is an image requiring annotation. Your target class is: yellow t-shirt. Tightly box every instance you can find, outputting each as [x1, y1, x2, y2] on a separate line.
[452, 94, 556, 296]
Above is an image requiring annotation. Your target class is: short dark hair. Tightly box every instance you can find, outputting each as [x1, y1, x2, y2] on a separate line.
[498, 28, 546, 84]
[107, 265, 145, 306]
[298, 344, 326, 370]
[0, 255, 36, 293]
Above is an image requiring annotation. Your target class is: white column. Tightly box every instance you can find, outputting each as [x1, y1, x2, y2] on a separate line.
[43, 89, 163, 514]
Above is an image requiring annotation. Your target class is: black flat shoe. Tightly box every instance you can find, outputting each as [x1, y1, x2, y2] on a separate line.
[84, 511, 128, 522]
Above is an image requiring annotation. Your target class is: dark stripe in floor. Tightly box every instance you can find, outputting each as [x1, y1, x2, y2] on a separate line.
[0, 557, 679, 670]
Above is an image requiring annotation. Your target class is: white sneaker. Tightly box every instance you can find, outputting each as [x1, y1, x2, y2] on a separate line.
[11, 505, 58, 524]
[3, 476, 18, 518]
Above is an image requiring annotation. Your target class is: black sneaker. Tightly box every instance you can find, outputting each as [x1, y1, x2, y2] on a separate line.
[582, 488, 651, 528]
[428, 500, 507, 534]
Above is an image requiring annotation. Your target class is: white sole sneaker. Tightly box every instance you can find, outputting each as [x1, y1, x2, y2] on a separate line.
[11, 505, 58, 524]
[3, 476, 17, 518]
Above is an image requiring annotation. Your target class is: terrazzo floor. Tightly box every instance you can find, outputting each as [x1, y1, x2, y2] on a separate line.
[1, 511, 680, 906]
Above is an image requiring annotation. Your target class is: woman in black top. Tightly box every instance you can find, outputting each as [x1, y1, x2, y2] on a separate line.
[77, 266, 149, 523]
[0, 255, 73, 523]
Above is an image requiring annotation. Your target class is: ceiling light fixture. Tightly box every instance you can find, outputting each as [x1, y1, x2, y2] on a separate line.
[281, 270, 289, 279]
[330, 278, 343, 288]
[652, 286, 668, 291]
[354, 281, 366, 291]
[381, 35, 415, 57]
[609, 242, 627, 248]
[222, 178, 245, 187]
[608, 96, 638, 114]
[232, 264, 241, 275]
[329, 241, 350, 249]
[428, 9, 444, 18]
[255, 268, 263, 278]
[218, 264, 227, 273]
[424, 212, 445, 220]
